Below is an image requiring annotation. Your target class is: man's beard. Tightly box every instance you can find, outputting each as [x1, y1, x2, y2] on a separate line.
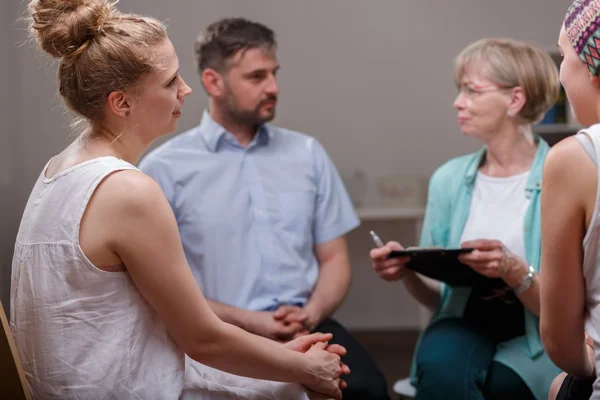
[222, 95, 277, 128]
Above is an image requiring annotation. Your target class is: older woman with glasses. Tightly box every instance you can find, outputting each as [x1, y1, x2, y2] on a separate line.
[369, 38, 562, 400]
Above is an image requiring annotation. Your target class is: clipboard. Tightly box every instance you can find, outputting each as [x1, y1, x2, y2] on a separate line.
[389, 247, 474, 257]
[388, 247, 487, 287]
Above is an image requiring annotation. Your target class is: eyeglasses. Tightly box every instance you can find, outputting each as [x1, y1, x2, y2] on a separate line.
[457, 83, 514, 100]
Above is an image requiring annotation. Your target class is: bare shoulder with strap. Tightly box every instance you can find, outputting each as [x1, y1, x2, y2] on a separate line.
[79, 167, 152, 272]
[575, 132, 598, 166]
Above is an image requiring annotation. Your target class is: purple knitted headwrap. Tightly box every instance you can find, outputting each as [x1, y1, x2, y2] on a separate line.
[565, 0, 600, 75]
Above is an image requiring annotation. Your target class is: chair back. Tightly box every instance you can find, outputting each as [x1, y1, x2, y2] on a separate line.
[0, 301, 31, 399]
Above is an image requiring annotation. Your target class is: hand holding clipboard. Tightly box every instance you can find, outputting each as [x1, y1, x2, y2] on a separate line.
[369, 231, 485, 287]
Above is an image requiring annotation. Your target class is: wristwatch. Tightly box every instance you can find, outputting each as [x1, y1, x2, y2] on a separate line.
[513, 265, 536, 294]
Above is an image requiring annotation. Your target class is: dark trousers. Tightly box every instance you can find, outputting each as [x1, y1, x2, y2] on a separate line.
[556, 374, 594, 400]
[314, 318, 390, 400]
[414, 318, 535, 400]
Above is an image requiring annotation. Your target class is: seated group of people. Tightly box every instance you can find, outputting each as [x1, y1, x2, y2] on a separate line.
[10, 0, 600, 398]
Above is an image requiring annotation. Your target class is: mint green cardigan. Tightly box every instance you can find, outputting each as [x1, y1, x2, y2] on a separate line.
[410, 138, 560, 399]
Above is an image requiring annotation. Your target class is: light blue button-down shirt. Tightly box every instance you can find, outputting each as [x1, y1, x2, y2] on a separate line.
[139, 111, 360, 311]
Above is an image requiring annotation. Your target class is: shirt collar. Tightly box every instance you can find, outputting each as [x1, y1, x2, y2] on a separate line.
[198, 110, 271, 152]
[464, 136, 549, 191]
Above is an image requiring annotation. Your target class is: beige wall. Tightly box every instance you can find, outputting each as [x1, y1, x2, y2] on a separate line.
[1, 0, 21, 310]
[2, 0, 572, 327]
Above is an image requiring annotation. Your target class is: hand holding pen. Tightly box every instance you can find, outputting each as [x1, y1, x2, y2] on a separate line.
[369, 230, 411, 281]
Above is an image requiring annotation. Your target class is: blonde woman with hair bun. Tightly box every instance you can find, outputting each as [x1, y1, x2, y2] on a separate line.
[10, 1, 347, 399]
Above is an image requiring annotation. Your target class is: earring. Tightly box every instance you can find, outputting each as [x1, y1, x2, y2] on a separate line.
[125, 111, 130, 117]
[507, 110, 514, 117]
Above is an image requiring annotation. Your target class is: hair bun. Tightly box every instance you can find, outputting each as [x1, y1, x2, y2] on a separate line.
[28, 0, 115, 59]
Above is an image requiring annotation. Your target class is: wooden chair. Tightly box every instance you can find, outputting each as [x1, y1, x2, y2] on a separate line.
[0, 301, 31, 399]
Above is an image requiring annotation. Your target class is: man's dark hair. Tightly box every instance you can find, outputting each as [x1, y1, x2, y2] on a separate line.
[195, 18, 276, 73]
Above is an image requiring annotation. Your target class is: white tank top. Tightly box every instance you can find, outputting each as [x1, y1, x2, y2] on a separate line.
[10, 156, 185, 400]
[460, 170, 531, 260]
[580, 125, 600, 398]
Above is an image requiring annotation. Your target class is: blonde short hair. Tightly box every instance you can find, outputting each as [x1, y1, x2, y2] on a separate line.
[454, 38, 560, 125]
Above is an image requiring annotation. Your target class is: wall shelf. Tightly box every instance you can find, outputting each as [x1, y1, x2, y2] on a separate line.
[533, 124, 582, 135]
[356, 206, 426, 221]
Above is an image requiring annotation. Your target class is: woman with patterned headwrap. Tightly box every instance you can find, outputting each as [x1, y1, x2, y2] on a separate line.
[540, 1, 600, 399]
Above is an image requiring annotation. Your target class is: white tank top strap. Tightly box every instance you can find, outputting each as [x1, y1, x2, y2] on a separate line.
[576, 131, 598, 166]
[69, 157, 138, 243]
[579, 126, 600, 250]
[17, 156, 138, 245]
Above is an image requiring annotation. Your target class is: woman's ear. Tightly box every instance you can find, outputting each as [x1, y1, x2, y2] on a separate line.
[590, 74, 600, 92]
[507, 86, 526, 118]
[107, 91, 130, 117]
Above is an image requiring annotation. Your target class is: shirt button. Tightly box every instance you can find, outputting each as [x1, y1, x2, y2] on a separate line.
[256, 209, 264, 216]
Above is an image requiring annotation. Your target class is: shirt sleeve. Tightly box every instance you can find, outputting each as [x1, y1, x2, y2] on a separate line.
[138, 153, 176, 209]
[310, 139, 360, 244]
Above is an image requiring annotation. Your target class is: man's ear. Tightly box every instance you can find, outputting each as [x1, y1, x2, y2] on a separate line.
[107, 91, 130, 117]
[201, 68, 226, 98]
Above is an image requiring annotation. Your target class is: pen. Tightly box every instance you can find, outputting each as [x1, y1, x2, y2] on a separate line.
[370, 230, 385, 248]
